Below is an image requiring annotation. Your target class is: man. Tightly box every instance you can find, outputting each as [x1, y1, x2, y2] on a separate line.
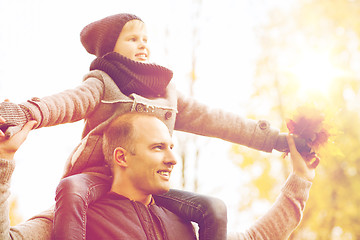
[85, 112, 197, 239]
[0, 113, 315, 239]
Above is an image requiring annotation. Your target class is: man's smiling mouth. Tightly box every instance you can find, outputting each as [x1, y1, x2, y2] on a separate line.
[157, 170, 170, 179]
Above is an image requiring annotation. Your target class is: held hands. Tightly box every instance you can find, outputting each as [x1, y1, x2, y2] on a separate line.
[0, 100, 32, 138]
[274, 133, 311, 153]
[287, 134, 316, 182]
[0, 120, 37, 160]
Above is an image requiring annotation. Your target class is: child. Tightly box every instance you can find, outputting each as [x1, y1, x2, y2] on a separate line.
[0, 13, 309, 240]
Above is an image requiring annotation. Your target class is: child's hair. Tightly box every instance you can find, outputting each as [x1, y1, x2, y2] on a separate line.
[80, 13, 143, 57]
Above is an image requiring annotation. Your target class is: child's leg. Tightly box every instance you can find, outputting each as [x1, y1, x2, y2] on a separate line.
[52, 173, 111, 240]
[154, 189, 227, 240]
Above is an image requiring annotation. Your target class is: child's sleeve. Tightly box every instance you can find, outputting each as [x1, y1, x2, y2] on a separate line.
[175, 92, 280, 153]
[0, 102, 33, 137]
[0, 77, 104, 136]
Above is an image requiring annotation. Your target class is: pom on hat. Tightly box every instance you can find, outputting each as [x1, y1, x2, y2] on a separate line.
[80, 13, 142, 57]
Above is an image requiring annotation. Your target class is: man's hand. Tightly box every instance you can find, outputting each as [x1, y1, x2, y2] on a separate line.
[0, 120, 37, 160]
[287, 134, 317, 182]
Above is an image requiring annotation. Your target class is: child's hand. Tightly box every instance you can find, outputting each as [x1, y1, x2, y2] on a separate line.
[287, 134, 317, 182]
[275, 133, 311, 153]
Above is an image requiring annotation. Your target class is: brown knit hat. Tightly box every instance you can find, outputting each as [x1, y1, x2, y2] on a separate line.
[80, 13, 142, 57]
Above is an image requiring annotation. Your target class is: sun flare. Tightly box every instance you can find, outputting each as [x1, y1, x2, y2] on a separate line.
[287, 51, 340, 96]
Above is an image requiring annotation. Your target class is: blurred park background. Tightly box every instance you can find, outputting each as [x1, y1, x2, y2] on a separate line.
[0, 0, 359, 239]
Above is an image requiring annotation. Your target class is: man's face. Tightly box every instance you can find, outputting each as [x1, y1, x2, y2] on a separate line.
[113, 19, 150, 62]
[125, 117, 176, 196]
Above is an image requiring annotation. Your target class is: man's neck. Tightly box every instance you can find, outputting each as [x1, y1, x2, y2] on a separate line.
[110, 184, 153, 205]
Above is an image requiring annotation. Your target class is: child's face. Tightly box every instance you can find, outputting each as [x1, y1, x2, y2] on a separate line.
[113, 20, 150, 63]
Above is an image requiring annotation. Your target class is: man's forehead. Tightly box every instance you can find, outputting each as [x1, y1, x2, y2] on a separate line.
[133, 116, 172, 142]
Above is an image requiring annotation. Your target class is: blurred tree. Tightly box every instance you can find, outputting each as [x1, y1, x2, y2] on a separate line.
[9, 196, 23, 226]
[231, 0, 360, 239]
[173, 0, 207, 191]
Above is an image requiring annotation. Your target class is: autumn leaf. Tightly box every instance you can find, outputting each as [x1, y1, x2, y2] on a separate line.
[285, 105, 332, 167]
[287, 106, 330, 148]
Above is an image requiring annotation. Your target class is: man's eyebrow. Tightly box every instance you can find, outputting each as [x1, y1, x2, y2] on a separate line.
[150, 142, 174, 148]
[149, 142, 164, 147]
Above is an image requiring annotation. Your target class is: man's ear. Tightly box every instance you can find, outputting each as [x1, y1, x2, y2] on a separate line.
[113, 147, 128, 167]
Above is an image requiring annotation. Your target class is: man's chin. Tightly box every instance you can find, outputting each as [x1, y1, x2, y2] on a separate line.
[154, 187, 170, 195]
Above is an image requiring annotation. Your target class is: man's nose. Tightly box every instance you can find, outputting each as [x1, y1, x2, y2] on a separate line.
[164, 149, 177, 166]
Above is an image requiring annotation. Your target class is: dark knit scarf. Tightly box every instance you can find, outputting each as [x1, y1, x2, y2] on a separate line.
[90, 52, 173, 97]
